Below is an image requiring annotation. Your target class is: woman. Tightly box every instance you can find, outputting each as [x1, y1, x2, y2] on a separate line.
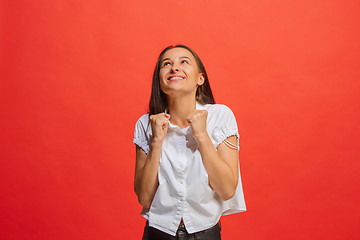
[133, 45, 246, 240]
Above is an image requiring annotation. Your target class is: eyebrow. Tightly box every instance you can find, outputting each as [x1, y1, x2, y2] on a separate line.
[161, 56, 191, 63]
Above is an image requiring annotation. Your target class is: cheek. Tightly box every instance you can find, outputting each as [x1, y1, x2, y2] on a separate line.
[187, 70, 200, 84]
[185, 67, 198, 78]
[159, 74, 166, 91]
[159, 69, 166, 79]
[159, 68, 168, 80]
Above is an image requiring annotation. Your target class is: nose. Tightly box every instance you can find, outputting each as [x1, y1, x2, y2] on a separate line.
[170, 63, 180, 73]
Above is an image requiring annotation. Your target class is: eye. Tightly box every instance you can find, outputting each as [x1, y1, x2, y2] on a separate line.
[181, 60, 189, 64]
[162, 62, 171, 67]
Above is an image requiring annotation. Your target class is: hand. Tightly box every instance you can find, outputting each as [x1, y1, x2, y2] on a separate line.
[150, 113, 171, 143]
[187, 110, 208, 142]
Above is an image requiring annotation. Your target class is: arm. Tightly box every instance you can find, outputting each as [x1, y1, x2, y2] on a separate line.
[197, 134, 239, 201]
[134, 113, 170, 208]
[187, 110, 239, 201]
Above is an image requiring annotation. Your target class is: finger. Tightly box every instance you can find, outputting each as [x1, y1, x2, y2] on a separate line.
[161, 120, 169, 129]
[186, 114, 194, 123]
[186, 111, 197, 122]
[156, 118, 168, 127]
[159, 117, 169, 124]
[152, 114, 168, 121]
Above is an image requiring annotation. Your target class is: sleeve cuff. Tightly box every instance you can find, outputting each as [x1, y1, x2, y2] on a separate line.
[133, 138, 150, 155]
[212, 128, 240, 150]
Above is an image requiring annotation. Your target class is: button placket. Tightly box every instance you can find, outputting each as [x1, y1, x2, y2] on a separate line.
[172, 131, 187, 226]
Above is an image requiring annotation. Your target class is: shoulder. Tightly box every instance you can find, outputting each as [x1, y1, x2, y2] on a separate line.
[133, 113, 151, 140]
[204, 103, 234, 116]
[133, 113, 151, 154]
[135, 113, 150, 125]
[134, 113, 150, 132]
[204, 104, 238, 129]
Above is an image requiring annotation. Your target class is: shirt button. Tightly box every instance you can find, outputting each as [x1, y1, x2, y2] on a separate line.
[179, 179, 184, 184]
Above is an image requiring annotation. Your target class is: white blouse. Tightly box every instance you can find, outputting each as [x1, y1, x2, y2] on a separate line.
[133, 102, 246, 236]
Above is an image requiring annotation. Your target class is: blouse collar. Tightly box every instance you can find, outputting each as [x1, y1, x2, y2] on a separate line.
[167, 101, 205, 133]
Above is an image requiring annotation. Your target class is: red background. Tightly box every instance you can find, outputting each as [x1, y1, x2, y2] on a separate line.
[1, 0, 359, 239]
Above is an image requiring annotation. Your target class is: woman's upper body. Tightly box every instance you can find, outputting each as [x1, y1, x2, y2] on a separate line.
[134, 102, 246, 236]
[133, 45, 246, 236]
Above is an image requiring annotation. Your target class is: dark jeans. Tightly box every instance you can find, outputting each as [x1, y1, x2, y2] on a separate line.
[142, 221, 221, 240]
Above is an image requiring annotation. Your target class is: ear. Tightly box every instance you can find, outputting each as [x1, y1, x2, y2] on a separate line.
[197, 73, 205, 86]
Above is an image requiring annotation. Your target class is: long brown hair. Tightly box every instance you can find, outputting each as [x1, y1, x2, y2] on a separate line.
[149, 45, 215, 116]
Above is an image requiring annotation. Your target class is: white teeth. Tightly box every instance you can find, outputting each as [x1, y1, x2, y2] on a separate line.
[169, 76, 184, 80]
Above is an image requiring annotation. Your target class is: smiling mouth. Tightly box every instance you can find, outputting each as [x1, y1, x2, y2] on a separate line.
[168, 75, 185, 81]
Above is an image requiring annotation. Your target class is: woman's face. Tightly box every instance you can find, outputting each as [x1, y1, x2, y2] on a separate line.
[159, 47, 204, 98]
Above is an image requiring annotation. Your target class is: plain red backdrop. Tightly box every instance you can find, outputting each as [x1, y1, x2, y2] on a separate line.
[1, 0, 359, 239]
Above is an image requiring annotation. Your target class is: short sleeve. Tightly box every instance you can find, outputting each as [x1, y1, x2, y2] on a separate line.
[211, 105, 240, 150]
[133, 114, 151, 155]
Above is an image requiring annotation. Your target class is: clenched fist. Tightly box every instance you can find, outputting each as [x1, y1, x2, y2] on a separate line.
[187, 110, 208, 141]
[150, 113, 171, 143]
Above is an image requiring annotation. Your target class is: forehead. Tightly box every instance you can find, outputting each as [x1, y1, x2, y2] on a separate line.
[162, 47, 195, 60]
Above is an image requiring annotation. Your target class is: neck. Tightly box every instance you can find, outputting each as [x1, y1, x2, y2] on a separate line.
[167, 95, 196, 129]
